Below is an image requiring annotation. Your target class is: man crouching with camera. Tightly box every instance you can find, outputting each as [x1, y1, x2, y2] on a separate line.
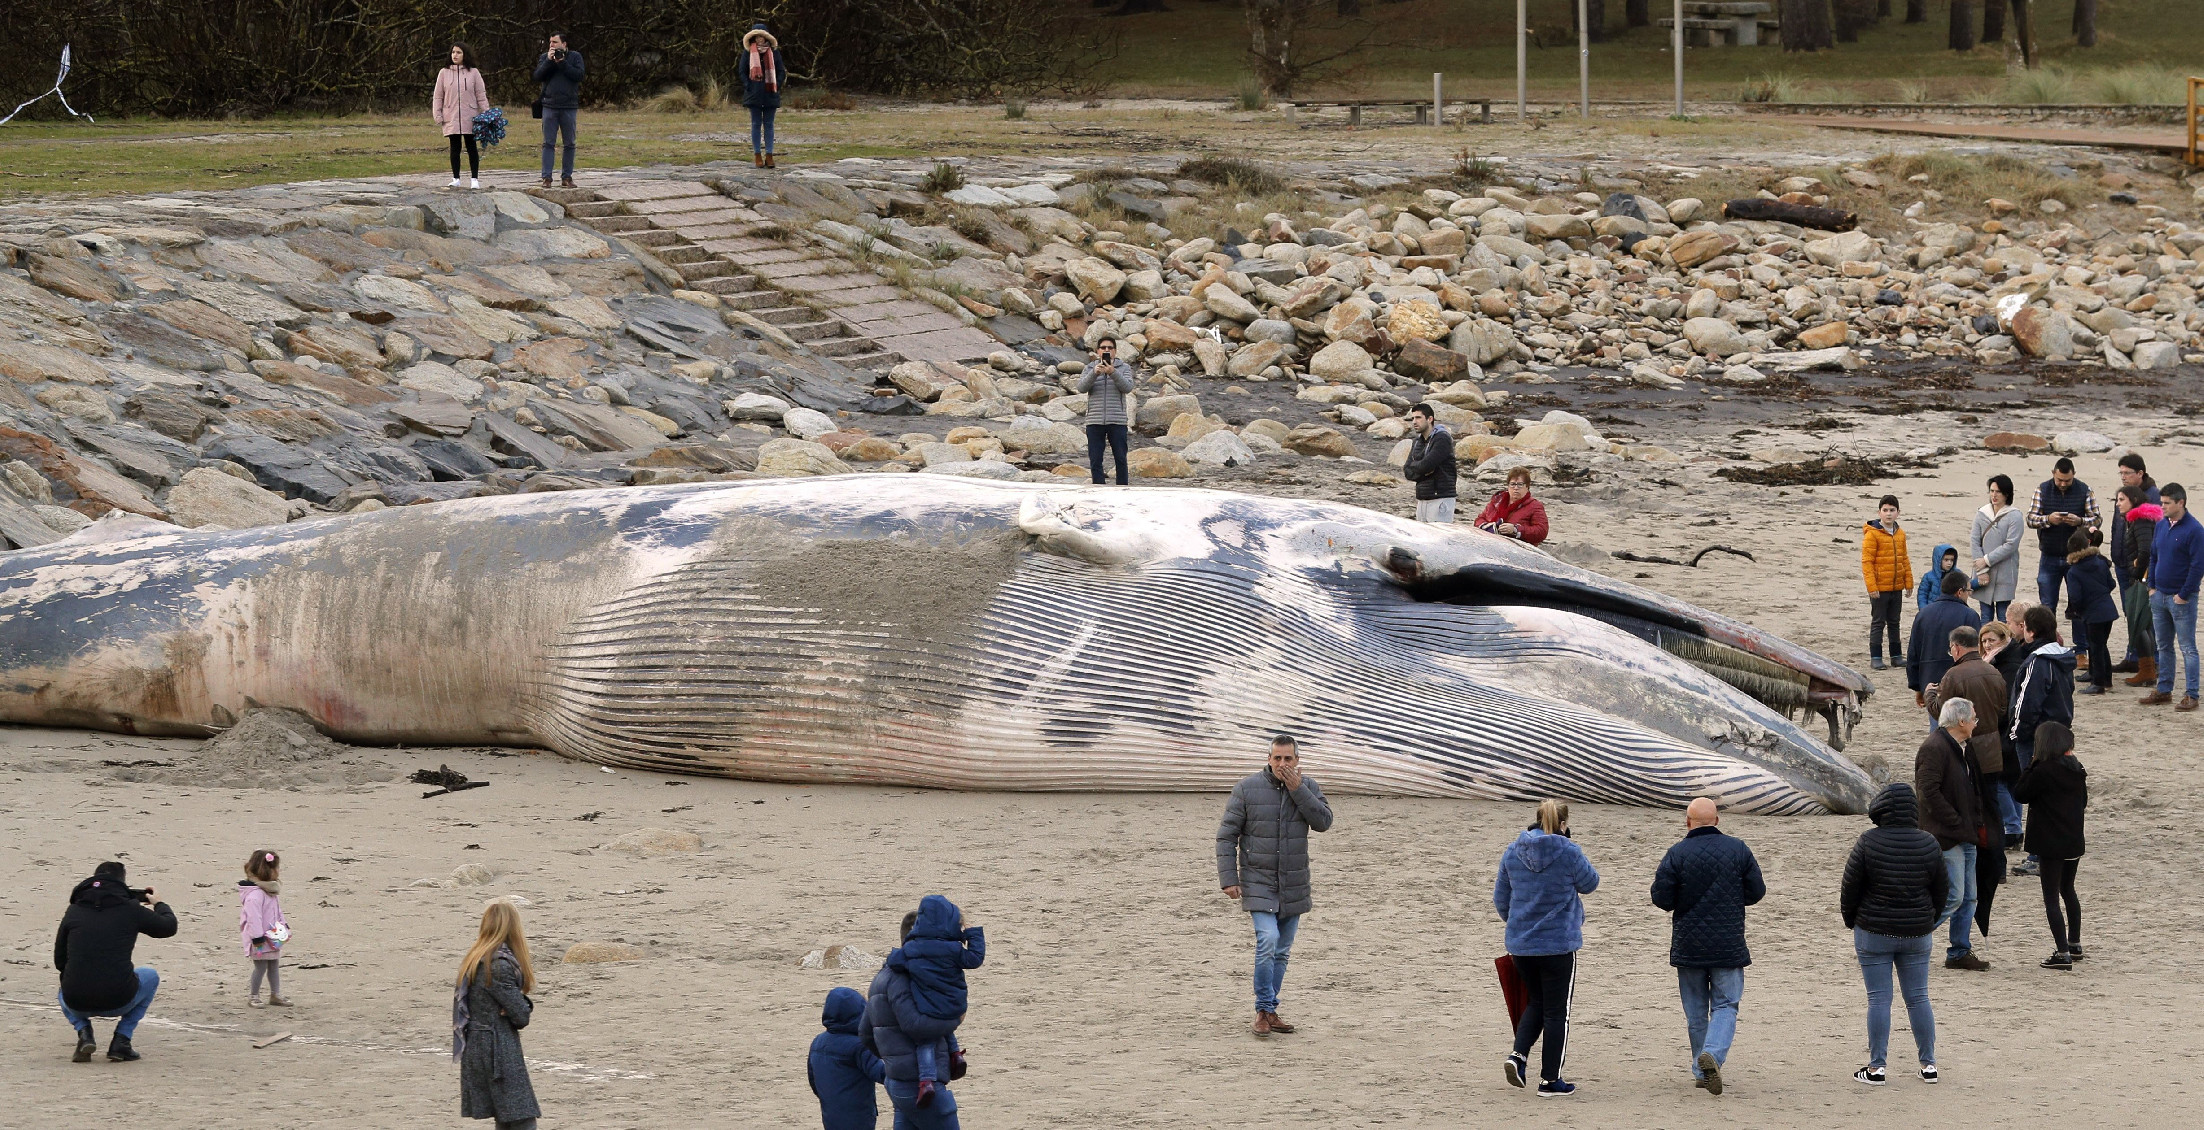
[55, 861, 176, 1062]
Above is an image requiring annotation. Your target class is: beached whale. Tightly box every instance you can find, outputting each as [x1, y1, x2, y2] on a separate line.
[0, 477, 1873, 813]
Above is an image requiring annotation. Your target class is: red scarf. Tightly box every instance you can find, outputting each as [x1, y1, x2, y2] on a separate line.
[747, 41, 777, 91]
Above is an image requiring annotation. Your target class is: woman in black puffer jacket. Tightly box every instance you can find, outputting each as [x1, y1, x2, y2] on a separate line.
[1840, 782, 1950, 1086]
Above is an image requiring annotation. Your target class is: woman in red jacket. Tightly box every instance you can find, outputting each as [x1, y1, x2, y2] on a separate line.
[1475, 468, 1550, 546]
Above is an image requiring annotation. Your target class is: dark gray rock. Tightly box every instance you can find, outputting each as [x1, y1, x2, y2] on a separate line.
[202, 433, 355, 503]
[412, 438, 503, 481]
[1104, 192, 1167, 224]
[351, 444, 433, 482]
[985, 314, 1049, 346]
[383, 480, 496, 505]
[422, 196, 498, 242]
[62, 422, 181, 487]
[123, 389, 222, 442]
[391, 397, 475, 437]
[1305, 228, 1355, 248]
[99, 310, 222, 371]
[1238, 260, 1300, 285]
[467, 413, 569, 469]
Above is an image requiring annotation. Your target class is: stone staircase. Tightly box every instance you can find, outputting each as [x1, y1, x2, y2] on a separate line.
[541, 182, 901, 371]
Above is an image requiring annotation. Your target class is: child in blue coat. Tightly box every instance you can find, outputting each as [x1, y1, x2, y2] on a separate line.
[883, 894, 985, 1105]
[808, 986, 886, 1130]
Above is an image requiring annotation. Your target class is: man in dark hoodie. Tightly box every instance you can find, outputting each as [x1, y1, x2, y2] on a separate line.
[1915, 698, 1988, 971]
[864, 907, 964, 1129]
[53, 861, 177, 1062]
[1839, 783, 1948, 1087]
[1649, 798, 1764, 1097]
[1403, 403, 1457, 523]
[2007, 604, 2076, 878]
[1907, 572, 1981, 718]
[810, 985, 887, 1130]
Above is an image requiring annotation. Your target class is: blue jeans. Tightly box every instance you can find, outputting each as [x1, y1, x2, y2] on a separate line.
[1996, 780, 2023, 837]
[540, 107, 577, 179]
[1677, 966, 1743, 1076]
[1977, 599, 2010, 623]
[57, 967, 158, 1039]
[750, 106, 777, 155]
[885, 1078, 960, 1130]
[1940, 844, 1979, 959]
[1853, 929, 1935, 1070]
[2152, 589, 2201, 697]
[1250, 911, 1300, 1013]
[2037, 553, 2069, 616]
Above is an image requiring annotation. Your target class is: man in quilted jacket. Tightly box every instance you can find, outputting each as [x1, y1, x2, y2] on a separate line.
[1649, 798, 1766, 1097]
[1216, 735, 1334, 1039]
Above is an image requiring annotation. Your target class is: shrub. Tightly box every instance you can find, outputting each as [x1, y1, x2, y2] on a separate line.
[921, 162, 966, 193]
[1004, 98, 1028, 120]
[1176, 156, 1287, 196]
[1236, 76, 1270, 111]
[641, 85, 700, 113]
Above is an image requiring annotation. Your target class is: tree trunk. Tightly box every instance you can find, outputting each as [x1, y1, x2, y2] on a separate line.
[1950, 0, 1977, 48]
[1833, 0, 1872, 41]
[1336, 0, 1360, 14]
[2012, 0, 2036, 65]
[1782, 0, 1834, 50]
[1627, 0, 1651, 27]
[1983, 0, 2005, 43]
[1571, 0, 1609, 43]
[1906, 0, 1926, 22]
[2072, 0, 2095, 45]
[1877, 0, 1891, 16]
[1245, 0, 1297, 96]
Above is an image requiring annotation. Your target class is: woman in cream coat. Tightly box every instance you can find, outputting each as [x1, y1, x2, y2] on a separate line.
[1971, 473, 2026, 620]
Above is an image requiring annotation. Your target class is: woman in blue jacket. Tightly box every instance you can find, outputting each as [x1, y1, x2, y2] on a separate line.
[2064, 528, 2119, 694]
[1494, 799, 1601, 1098]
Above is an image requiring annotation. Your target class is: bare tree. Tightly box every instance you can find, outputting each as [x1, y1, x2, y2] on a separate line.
[1950, 0, 1977, 48]
[1243, 0, 1371, 96]
[2071, 0, 2095, 45]
[2011, 0, 2036, 64]
[1627, 0, 1651, 28]
[1782, 0, 1833, 50]
[1570, 0, 1610, 43]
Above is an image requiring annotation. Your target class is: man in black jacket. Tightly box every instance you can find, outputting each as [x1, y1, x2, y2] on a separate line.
[534, 32, 586, 189]
[1916, 698, 1988, 971]
[54, 861, 177, 1062]
[1649, 798, 1765, 1096]
[1402, 403, 1457, 523]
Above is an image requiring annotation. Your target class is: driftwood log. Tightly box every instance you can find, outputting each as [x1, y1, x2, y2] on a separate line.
[1721, 199, 1859, 231]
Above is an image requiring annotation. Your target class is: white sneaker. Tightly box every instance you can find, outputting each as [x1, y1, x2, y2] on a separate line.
[448, 178, 462, 188]
[469, 178, 481, 189]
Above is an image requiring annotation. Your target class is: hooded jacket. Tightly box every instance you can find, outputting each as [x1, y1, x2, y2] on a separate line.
[1840, 783, 1949, 937]
[2012, 750, 2088, 860]
[238, 878, 287, 957]
[1404, 425, 1458, 500]
[432, 65, 491, 137]
[53, 872, 177, 1013]
[1990, 637, 2040, 777]
[1493, 828, 1601, 957]
[1649, 826, 1764, 969]
[1861, 519, 1910, 594]
[1474, 488, 1549, 544]
[809, 986, 887, 1130]
[2124, 502, 2163, 582]
[2064, 546, 2119, 625]
[2009, 641, 2076, 764]
[1917, 542, 1960, 609]
[1914, 726, 1984, 851]
[1970, 502, 2025, 603]
[532, 47, 586, 110]
[2112, 481, 2161, 583]
[1931, 652, 2006, 776]
[1905, 590, 1981, 693]
[740, 28, 787, 111]
[1216, 767, 1334, 916]
[883, 894, 984, 1025]
[863, 960, 958, 1083]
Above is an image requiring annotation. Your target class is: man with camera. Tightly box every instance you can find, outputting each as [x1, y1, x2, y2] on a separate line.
[534, 32, 586, 189]
[1075, 336, 1135, 486]
[54, 861, 176, 1062]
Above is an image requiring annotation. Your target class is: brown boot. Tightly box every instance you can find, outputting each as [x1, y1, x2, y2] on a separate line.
[765, 152, 777, 169]
[541, 176, 552, 189]
[2126, 657, 2158, 686]
[1263, 1010, 1295, 1033]
[2179, 696, 2199, 712]
[561, 176, 576, 189]
[1252, 1011, 1272, 1038]
[754, 152, 764, 168]
[2141, 690, 2173, 705]
[2076, 654, 2090, 673]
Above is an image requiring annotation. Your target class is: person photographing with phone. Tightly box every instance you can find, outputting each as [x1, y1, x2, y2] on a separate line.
[533, 33, 585, 189]
[1075, 336, 1135, 486]
[54, 860, 177, 1062]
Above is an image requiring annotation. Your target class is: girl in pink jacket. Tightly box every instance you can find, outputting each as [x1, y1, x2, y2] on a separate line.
[432, 44, 491, 189]
[239, 850, 291, 1007]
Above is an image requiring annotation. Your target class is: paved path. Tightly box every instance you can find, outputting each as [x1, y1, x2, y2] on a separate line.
[1765, 115, 2190, 156]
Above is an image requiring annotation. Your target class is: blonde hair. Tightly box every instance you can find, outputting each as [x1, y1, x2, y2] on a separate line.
[1536, 799, 1569, 834]
[244, 850, 280, 883]
[1979, 622, 2012, 645]
[458, 902, 535, 992]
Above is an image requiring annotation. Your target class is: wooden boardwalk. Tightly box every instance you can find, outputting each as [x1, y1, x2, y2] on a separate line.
[1768, 114, 2188, 156]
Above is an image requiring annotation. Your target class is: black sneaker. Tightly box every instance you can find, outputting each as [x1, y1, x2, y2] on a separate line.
[1870, 658, 1888, 670]
[72, 1025, 95, 1063]
[2041, 951, 2074, 970]
[1853, 1066, 1886, 1086]
[1504, 1053, 1527, 1089]
[105, 1034, 138, 1062]
[1698, 1051, 1723, 1095]
[1537, 1079, 1578, 1098]
[2069, 944, 2087, 961]
[1921, 1064, 1940, 1084]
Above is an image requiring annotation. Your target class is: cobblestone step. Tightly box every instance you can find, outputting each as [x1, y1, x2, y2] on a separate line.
[720, 288, 785, 311]
[812, 335, 884, 359]
[675, 260, 739, 282]
[692, 274, 764, 296]
[622, 227, 686, 247]
[836, 348, 903, 370]
[563, 200, 623, 219]
[777, 319, 852, 344]
[655, 244, 713, 265]
[752, 304, 822, 327]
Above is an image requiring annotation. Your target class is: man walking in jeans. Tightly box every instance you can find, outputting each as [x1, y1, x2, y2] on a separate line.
[1216, 735, 1333, 1038]
[2144, 482, 2204, 711]
[1649, 798, 1765, 1097]
[534, 33, 585, 189]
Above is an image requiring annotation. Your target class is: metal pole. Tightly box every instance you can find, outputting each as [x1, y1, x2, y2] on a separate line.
[1577, 0, 1590, 118]
[1673, 0, 1684, 116]
[1517, 0, 1527, 122]
[1434, 72, 1443, 128]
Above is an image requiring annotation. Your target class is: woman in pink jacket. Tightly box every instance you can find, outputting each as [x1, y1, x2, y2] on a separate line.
[432, 44, 490, 189]
[239, 850, 291, 1008]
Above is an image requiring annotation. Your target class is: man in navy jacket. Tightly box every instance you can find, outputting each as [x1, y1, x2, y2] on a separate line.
[2145, 482, 2204, 711]
[1650, 798, 1765, 1096]
[1907, 571, 1982, 717]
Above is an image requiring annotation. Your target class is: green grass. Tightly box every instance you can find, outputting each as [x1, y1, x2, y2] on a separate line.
[1095, 0, 2201, 101]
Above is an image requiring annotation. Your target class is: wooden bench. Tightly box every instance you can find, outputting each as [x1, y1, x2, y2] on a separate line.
[1285, 99, 1494, 127]
[1659, 1, 1772, 44]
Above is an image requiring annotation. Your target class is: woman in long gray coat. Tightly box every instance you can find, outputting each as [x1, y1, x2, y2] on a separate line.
[454, 902, 541, 1130]
[1971, 474, 2025, 621]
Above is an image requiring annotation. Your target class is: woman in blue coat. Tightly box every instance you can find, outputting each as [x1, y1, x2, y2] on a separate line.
[1493, 799, 1601, 1098]
[2064, 528, 2120, 694]
[741, 23, 787, 168]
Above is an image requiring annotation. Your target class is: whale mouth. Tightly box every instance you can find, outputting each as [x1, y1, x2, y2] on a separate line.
[1387, 551, 1869, 751]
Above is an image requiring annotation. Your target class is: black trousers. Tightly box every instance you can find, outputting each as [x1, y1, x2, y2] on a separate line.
[1868, 590, 1903, 660]
[1510, 950, 1575, 1083]
[2079, 619, 2114, 688]
[1086, 423, 1128, 486]
[448, 133, 479, 178]
[2040, 856, 2081, 950]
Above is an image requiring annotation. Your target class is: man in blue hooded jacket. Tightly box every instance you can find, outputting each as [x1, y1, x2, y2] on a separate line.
[1649, 798, 1765, 1096]
[864, 904, 966, 1129]
[810, 986, 886, 1129]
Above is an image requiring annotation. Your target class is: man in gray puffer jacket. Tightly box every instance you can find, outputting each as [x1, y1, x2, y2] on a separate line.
[1216, 735, 1334, 1037]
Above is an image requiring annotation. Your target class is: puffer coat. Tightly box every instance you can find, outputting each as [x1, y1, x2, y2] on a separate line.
[1840, 783, 1949, 938]
[1215, 767, 1334, 916]
[1649, 826, 1764, 968]
[1861, 519, 1911, 594]
[432, 65, 490, 137]
[458, 950, 539, 1122]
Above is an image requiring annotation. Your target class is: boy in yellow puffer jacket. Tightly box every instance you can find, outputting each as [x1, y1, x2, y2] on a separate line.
[1862, 494, 1912, 670]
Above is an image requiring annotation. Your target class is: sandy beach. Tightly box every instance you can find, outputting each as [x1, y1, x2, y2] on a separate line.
[5, 432, 2203, 1129]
